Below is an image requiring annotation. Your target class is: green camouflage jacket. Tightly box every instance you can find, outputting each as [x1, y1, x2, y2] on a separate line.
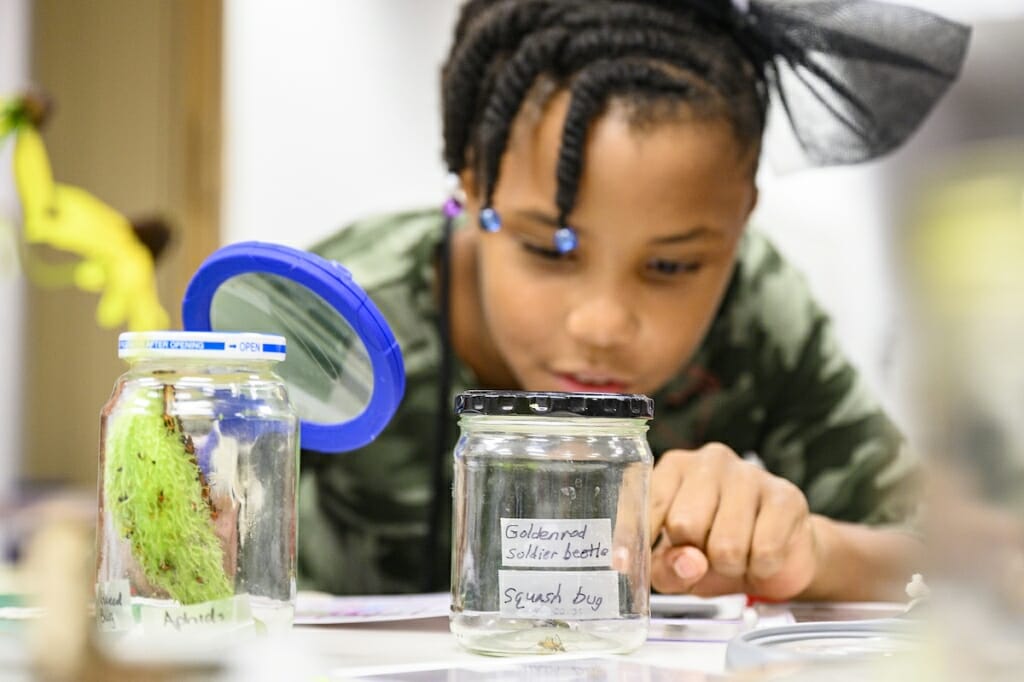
[296, 209, 917, 594]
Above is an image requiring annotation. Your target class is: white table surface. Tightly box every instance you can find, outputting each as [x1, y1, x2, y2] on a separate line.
[0, 600, 907, 681]
[243, 616, 731, 680]
[273, 601, 905, 680]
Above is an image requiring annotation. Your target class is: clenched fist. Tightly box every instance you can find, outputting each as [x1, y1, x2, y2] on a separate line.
[649, 443, 820, 600]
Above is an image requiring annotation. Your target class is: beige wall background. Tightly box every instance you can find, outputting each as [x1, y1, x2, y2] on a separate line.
[23, 0, 221, 490]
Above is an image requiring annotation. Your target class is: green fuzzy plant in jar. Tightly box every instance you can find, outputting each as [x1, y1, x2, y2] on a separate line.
[104, 386, 231, 605]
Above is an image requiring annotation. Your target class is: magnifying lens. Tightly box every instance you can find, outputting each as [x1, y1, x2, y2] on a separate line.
[181, 241, 405, 453]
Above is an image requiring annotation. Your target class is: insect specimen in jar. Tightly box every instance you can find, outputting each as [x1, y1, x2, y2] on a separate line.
[537, 634, 566, 652]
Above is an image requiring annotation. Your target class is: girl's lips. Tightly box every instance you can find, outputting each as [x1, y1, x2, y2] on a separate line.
[554, 373, 629, 394]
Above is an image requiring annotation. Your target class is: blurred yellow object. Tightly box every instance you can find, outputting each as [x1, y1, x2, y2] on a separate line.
[904, 140, 1024, 682]
[908, 143, 1024, 320]
[3, 96, 169, 331]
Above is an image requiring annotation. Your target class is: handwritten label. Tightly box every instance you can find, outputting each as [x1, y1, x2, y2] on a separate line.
[95, 580, 133, 631]
[498, 570, 619, 620]
[140, 595, 251, 633]
[501, 518, 613, 568]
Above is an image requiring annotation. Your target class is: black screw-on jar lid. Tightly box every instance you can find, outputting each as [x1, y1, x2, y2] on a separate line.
[454, 390, 654, 419]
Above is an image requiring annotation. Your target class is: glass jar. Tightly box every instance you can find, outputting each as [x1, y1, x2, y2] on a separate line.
[450, 390, 654, 655]
[95, 331, 299, 637]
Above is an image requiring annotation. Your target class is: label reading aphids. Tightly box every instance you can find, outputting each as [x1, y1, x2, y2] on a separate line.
[498, 570, 619, 619]
[96, 580, 133, 631]
[140, 595, 252, 633]
[501, 518, 613, 567]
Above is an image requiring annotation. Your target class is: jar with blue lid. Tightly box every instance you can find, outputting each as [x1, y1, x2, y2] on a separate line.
[97, 331, 298, 633]
[450, 390, 654, 655]
[94, 242, 406, 638]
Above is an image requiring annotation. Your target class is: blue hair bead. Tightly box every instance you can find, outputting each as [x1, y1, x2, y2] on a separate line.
[553, 226, 579, 254]
[479, 207, 502, 233]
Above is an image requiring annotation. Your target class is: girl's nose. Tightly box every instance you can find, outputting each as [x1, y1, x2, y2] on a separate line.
[565, 296, 638, 349]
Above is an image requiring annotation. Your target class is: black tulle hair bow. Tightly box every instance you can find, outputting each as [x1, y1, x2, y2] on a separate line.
[698, 0, 971, 165]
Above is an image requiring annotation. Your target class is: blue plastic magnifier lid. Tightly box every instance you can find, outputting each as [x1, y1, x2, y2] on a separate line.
[181, 241, 405, 454]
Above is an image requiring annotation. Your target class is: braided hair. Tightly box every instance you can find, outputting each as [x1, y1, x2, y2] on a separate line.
[441, 0, 770, 227]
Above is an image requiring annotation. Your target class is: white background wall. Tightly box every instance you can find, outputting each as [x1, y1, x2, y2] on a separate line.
[223, 0, 1023, 423]
[223, 0, 461, 247]
[0, 0, 29, 506]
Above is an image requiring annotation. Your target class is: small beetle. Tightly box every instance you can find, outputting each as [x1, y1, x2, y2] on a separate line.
[538, 634, 565, 652]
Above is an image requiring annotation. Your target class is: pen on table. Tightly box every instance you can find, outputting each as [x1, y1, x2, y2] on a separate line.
[650, 598, 720, 619]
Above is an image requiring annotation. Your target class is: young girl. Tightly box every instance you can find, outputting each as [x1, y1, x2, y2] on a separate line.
[296, 0, 968, 600]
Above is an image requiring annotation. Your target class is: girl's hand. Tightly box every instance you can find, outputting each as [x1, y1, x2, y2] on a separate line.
[648, 443, 820, 600]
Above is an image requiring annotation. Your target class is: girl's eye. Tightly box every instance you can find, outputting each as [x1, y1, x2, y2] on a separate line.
[521, 241, 572, 261]
[647, 259, 701, 276]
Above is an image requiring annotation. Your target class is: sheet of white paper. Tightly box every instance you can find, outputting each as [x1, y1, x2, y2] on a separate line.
[338, 656, 725, 681]
[294, 591, 450, 625]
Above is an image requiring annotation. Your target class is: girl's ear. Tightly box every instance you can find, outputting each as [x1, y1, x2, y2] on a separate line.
[747, 184, 759, 219]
